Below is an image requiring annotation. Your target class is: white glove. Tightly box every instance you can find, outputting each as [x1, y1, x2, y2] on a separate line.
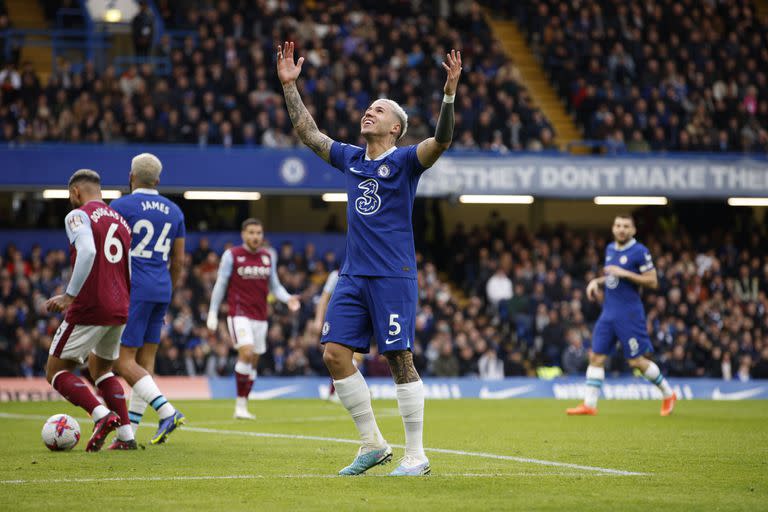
[206, 313, 218, 332]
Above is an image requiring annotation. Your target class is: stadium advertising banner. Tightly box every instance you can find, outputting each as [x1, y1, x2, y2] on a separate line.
[228, 377, 768, 401]
[2, 377, 766, 402]
[2, 146, 767, 198]
[421, 155, 768, 198]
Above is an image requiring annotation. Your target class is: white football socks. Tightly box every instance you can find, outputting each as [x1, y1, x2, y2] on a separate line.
[133, 375, 176, 420]
[128, 393, 148, 434]
[396, 380, 427, 461]
[117, 424, 135, 441]
[334, 371, 386, 452]
[92, 405, 110, 422]
[584, 365, 605, 409]
[643, 361, 674, 398]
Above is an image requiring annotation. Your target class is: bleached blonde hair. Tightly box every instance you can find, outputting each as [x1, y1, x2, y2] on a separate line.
[379, 99, 408, 141]
[131, 153, 163, 187]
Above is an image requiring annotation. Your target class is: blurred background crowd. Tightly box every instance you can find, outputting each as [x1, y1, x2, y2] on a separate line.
[0, 0, 557, 151]
[513, 0, 768, 152]
[1, 213, 767, 381]
[3, 0, 766, 152]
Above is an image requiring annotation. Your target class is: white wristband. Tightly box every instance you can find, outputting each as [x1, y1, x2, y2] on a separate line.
[443, 93, 455, 104]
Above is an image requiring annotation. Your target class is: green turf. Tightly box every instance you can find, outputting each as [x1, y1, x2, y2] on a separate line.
[1, 399, 766, 511]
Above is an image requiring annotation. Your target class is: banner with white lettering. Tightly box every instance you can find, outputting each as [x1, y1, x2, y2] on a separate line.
[2, 376, 765, 401]
[208, 377, 768, 400]
[420, 155, 768, 198]
[2, 146, 766, 198]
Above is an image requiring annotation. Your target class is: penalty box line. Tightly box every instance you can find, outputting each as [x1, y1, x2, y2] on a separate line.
[0, 412, 649, 477]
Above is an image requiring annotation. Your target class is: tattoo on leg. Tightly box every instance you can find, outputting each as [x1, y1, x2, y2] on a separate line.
[385, 351, 420, 384]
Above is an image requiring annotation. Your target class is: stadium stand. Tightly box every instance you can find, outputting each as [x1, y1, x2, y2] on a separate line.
[0, 0, 554, 151]
[2, 215, 767, 381]
[513, 0, 768, 153]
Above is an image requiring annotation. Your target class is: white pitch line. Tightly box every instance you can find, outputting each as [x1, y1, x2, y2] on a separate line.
[0, 412, 648, 476]
[0, 472, 611, 485]
[191, 411, 401, 426]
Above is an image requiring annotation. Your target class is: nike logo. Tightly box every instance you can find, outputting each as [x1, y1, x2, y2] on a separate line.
[712, 387, 766, 400]
[349, 167, 363, 174]
[384, 338, 401, 345]
[479, 385, 536, 399]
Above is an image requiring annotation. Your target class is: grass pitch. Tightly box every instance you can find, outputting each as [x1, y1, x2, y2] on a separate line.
[1, 399, 766, 511]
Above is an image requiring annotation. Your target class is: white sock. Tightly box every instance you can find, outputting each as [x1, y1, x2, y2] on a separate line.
[117, 424, 135, 441]
[643, 362, 674, 398]
[334, 371, 386, 451]
[128, 393, 148, 434]
[235, 360, 252, 375]
[133, 375, 176, 420]
[584, 365, 604, 409]
[92, 405, 110, 422]
[396, 380, 427, 461]
[236, 397, 248, 410]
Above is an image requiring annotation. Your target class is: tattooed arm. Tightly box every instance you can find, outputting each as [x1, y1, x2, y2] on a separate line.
[417, 49, 462, 169]
[277, 41, 333, 163]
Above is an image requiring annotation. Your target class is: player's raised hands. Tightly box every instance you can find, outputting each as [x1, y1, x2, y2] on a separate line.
[276, 41, 304, 86]
[442, 49, 462, 95]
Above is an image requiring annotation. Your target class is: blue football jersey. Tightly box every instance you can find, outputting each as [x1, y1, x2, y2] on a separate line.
[602, 238, 654, 318]
[329, 142, 427, 278]
[110, 189, 185, 302]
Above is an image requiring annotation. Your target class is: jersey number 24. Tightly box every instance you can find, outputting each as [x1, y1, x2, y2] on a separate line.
[131, 220, 172, 261]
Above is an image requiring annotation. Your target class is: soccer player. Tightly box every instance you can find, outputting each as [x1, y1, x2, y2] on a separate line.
[567, 215, 677, 416]
[110, 153, 186, 444]
[206, 218, 300, 419]
[277, 41, 462, 476]
[44, 169, 135, 451]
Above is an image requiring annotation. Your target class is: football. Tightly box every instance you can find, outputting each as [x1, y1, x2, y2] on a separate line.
[41, 414, 81, 451]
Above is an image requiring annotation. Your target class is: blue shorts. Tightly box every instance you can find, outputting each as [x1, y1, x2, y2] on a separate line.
[320, 275, 416, 354]
[591, 313, 653, 359]
[121, 300, 168, 348]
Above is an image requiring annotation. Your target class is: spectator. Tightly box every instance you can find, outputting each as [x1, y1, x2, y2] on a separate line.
[486, 267, 513, 308]
[132, 0, 154, 57]
[478, 347, 504, 380]
[561, 328, 588, 376]
[432, 340, 460, 377]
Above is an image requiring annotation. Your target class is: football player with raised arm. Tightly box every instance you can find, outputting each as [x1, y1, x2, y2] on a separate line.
[277, 41, 461, 476]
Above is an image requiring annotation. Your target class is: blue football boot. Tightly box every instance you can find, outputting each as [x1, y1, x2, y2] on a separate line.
[338, 445, 393, 476]
[150, 411, 185, 445]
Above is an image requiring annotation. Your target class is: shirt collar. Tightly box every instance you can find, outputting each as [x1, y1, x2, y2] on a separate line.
[365, 146, 397, 161]
[614, 238, 637, 251]
[132, 188, 159, 195]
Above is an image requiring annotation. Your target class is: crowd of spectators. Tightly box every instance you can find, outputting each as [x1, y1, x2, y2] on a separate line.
[0, 0, 553, 151]
[516, 0, 768, 153]
[1, 212, 767, 381]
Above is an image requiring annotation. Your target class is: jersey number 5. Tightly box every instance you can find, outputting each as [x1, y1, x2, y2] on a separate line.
[131, 220, 172, 261]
